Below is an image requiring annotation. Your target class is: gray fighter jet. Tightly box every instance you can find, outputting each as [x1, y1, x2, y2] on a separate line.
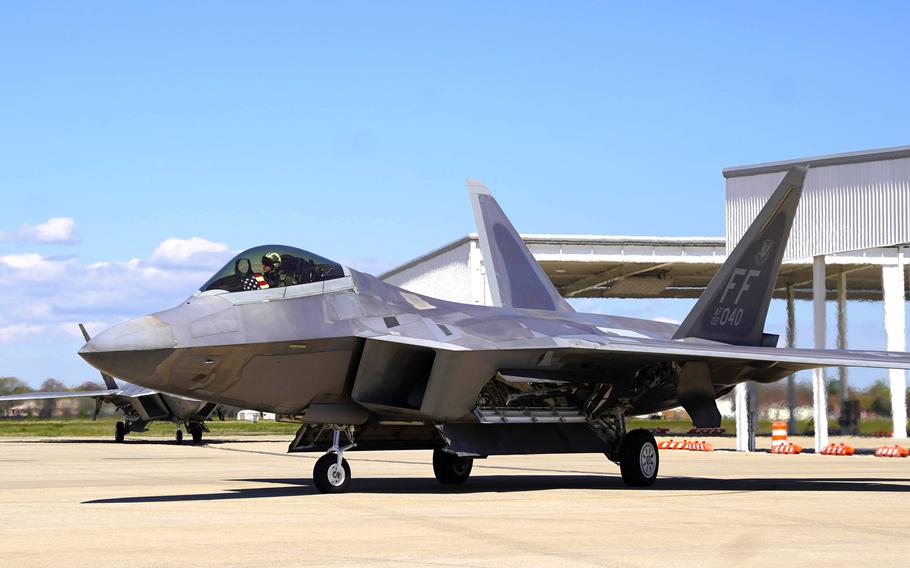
[79, 166, 910, 492]
[0, 325, 221, 443]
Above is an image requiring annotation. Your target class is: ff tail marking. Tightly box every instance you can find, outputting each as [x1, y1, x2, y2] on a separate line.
[673, 165, 808, 346]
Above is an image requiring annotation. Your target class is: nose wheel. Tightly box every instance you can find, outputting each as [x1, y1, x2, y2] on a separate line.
[312, 426, 355, 493]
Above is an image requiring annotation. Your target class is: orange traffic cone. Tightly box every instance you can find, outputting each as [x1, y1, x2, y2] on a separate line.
[771, 420, 789, 448]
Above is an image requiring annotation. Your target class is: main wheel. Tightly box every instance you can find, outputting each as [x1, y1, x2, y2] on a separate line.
[175, 429, 183, 444]
[114, 421, 126, 443]
[619, 429, 659, 487]
[188, 422, 203, 444]
[313, 453, 351, 493]
[432, 449, 473, 485]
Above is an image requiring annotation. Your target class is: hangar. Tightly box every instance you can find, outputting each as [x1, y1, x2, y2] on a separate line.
[381, 145, 910, 450]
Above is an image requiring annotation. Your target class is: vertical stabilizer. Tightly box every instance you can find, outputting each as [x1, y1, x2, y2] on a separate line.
[467, 180, 574, 312]
[673, 165, 808, 345]
[80, 323, 119, 389]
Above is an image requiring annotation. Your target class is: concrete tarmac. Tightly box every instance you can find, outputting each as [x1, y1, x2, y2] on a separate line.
[1, 436, 908, 567]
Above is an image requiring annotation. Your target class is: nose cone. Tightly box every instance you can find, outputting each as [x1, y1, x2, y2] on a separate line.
[79, 315, 176, 383]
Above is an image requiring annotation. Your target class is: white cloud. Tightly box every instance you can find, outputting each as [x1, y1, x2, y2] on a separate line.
[0, 321, 111, 344]
[0, 217, 78, 244]
[0, 237, 233, 346]
[0, 324, 46, 343]
[0, 253, 74, 281]
[150, 237, 230, 266]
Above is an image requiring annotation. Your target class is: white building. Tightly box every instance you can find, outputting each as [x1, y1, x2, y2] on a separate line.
[381, 145, 910, 450]
[236, 410, 276, 422]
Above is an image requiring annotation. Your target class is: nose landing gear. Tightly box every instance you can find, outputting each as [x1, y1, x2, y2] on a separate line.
[312, 426, 355, 493]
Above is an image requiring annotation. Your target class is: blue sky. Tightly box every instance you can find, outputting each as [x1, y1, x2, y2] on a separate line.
[2, 2, 909, 388]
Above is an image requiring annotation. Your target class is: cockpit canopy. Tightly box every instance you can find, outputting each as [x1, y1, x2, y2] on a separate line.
[200, 245, 345, 293]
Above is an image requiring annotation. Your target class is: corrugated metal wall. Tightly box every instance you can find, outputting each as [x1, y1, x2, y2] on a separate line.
[725, 155, 910, 258]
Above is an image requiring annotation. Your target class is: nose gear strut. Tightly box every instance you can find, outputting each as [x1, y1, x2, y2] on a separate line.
[312, 425, 356, 493]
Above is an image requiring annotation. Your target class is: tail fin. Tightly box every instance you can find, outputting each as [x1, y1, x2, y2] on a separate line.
[673, 165, 808, 346]
[79, 323, 119, 390]
[467, 179, 574, 312]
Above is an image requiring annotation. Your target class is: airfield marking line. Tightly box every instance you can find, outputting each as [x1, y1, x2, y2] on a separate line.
[203, 443, 621, 476]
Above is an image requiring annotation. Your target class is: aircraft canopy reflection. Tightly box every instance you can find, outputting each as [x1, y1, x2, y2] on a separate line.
[200, 245, 345, 293]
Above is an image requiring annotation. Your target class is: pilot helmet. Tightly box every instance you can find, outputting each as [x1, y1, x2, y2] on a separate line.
[262, 251, 282, 269]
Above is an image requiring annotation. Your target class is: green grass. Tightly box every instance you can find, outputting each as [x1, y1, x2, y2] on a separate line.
[626, 417, 898, 436]
[0, 416, 900, 438]
[0, 416, 301, 437]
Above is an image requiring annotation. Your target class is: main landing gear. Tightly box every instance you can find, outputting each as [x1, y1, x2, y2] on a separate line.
[115, 421, 126, 443]
[432, 449, 473, 485]
[312, 426, 355, 493]
[187, 421, 204, 444]
[614, 429, 659, 487]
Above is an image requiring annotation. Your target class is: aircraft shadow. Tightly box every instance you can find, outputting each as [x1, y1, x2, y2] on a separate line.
[1, 438, 268, 446]
[83, 474, 910, 504]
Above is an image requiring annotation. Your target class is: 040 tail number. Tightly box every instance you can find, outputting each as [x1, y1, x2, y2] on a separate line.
[710, 306, 744, 327]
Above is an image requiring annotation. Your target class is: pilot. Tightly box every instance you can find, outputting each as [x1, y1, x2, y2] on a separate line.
[261, 252, 297, 288]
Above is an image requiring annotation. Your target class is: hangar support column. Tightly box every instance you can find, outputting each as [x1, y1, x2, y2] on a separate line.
[812, 256, 829, 452]
[883, 251, 908, 440]
[837, 273, 848, 406]
[734, 382, 755, 452]
[786, 284, 797, 434]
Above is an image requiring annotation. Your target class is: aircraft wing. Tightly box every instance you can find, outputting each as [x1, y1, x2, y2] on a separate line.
[542, 336, 910, 372]
[367, 330, 910, 373]
[0, 388, 122, 401]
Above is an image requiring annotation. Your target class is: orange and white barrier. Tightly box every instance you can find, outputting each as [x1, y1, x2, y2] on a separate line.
[820, 443, 855, 456]
[770, 443, 802, 454]
[658, 439, 690, 450]
[656, 439, 714, 452]
[686, 427, 725, 436]
[687, 440, 715, 452]
[874, 445, 909, 458]
[771, 420, 789, 448]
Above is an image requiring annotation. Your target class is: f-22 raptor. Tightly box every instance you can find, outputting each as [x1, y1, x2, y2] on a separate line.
[0, 325, 221, 443]
[79, 166, 910, 492]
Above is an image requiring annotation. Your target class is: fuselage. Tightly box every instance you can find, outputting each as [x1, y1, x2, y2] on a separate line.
[80, 267, 742, 420]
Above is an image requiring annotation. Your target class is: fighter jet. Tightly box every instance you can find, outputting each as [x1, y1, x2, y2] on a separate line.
[0, 324, 222, 443]
[79, 166, 910, 492]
